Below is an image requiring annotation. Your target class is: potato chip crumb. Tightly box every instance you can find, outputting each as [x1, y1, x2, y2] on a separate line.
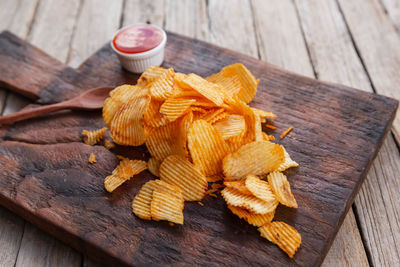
[280, 126, 294, 139]
[197, 201, 204, 206]
[104, 139, 115, 150]
[169, 222, 175, 227]
[82, 127, 107, 145]
[209, 193, 218, 198]
[265, 124, 276, 130]
[88, 153, 96, 164]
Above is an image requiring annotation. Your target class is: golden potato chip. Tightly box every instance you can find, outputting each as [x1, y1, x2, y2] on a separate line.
[149, 68, 175, 100]
[192, 97, 219, 108]
[104, 139, 115, 150]
[148, 157, 161, 177]
[82, 127, 107, 146]
[160, 97, 196, 121]
[103, 85, 146, 127]
[206, 173, 224, 182]
[88, 153, 96, 164]
[245, 175, 276, 203]
[258, 221, 301, 258]
[221, 187, 278, 214]
[110, 95, 150, 146]
[251, 107, 277, 120]
[144, 99, 168, 127]
[225, 130, 247, 153]
[104, 158, 147, 192]
[159, 155, 208, 201]
[228, 205, 275, 227]
[262, 132, 275, 141]
[200, 108, 227, 124]
[207, 63, 258, 103]
[181, 73, 225, 106]
[213, 114, 246, 140]
[188, 120, 229, 176]
[132, 179, 183, 220]
[206, 73, 241, 97]
[146, 120, 186, 161]
[137, 65, 168, 87]
[224, 180, 252, 195]
[268, 171, 297, 208]
[151, 189, 184, 224]
[223, 141, 284, 179]
[277, 147, 299, 171]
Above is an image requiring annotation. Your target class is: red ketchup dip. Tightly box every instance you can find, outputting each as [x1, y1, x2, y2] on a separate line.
[113, 25, 164, 54]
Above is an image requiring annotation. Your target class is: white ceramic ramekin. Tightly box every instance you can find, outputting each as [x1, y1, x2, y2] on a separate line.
[111, 24, 167, 74]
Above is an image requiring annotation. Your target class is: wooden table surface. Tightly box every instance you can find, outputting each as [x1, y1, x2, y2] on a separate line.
[0, 0, 399, 266]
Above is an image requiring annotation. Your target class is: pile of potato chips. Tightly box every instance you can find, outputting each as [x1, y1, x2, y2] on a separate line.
[84, 63, 301, 258]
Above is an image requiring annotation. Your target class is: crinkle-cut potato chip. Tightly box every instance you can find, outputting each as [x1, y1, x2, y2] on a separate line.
[88, 153, 96, 164]
[258, 221, 301, 258]
[151, 189, 184, 224]
[132, 179, 183, 220]
[137, 65, 168, 87]
[188, 120, 229, 176]
[192, 97, 219, 108]
[159, 155, 208, 201]
[200, 108, 227, 124]
[206, 173, 224, 182]
[103, 85, 146, 127]
[268, 171, 298, 208]
[206, 73, 241, 97]
[110, 95, 150, 146]
[149, 68, 175, 100]
[148, 157, 161, 177]
[225, 130, 247, 153]
[146, 120, 186, 161]
[223, 141, 284, 180]
[228, 205, 275, 227]
[221, 187, 278, 214]
[277, 147, 299, 172]
[144, 99, 168, 127]
[82, 127, 107, 146]
[207, 63, 258, 103]
[251, 107, 277, 120]
[104, 139, 115, 150]
[104, 158, 147, 192]
[245, 175, 276, 203]
[213, 114, 246, 140]
[224, 180, 252, 195]
[181, 73, 225, 106]
[160, 97, 196, 121]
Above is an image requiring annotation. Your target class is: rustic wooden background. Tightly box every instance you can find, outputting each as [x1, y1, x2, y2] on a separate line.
[0, 0, 399, 266]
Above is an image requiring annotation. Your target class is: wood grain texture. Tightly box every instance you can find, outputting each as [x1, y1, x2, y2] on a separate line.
[123, 0, 165, 27]
[0, 31, 396, 266]
[380, 0, 400, 32]
[0, 208, 24, 266]
[338, 0, 400, 142]
[253, 1, 368, 265]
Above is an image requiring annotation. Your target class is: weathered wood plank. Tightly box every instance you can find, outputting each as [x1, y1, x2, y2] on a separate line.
[0, 208, 24, 267]
[68, 0, 124, 68]
[123, 0, 165, 27]
[15, 223, 81, 267]
[338, 0, 400, 142]
[380, 0, 400, 32]
[164, 0, 208, 40]
[295, 0, 400, 266]
[252, 1, 368, 265]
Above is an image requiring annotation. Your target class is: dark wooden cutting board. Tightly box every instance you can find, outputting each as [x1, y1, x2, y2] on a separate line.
[0, 30, 397, 267]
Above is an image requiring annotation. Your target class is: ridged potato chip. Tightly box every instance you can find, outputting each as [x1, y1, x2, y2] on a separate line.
[207, 63, 258, 103]
[160, 97, 196, 121]
[151, 189, 184, 224]
[206, 73, 241, 97]
[82, 127, 107, 146]
[251, 107, 277, 120]
[200, 108, 227, 124]
[206, 174, 224, 182]
[110, 95, 150, 146]
[149, 68, 175, 100]
[132, 179, 183, 220]
[258, 221, 301, 258]
[144, 99, 168, 127]
[268, 171, 298, 208]
[159, 155, 208, 201]
[223, 141, 284, 179]
[103, 85, 146, 127]
[148, 157, 161, 177]
[104, 158, 147, 192]
[188, 120, 229, 176]
[277, 147, 299, 171]
[213, 114, 246, 140]
[137, 65, 168, 87]
[223, 180, 252, 195]
[181, 73, 225, 106]
[221, 187, 278, 214]
[228, 205, 275, 227]
[245, 175, 276, 203]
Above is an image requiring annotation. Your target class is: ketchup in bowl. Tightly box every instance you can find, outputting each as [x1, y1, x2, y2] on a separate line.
[112, 25, 164, 54]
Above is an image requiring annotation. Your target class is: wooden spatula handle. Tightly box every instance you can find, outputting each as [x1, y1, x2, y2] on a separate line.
[0, 102, 68, 125]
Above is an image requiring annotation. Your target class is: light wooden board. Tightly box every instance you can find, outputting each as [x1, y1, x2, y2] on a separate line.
[123, 0, 165, 27]
[380, 0, 400, 32]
